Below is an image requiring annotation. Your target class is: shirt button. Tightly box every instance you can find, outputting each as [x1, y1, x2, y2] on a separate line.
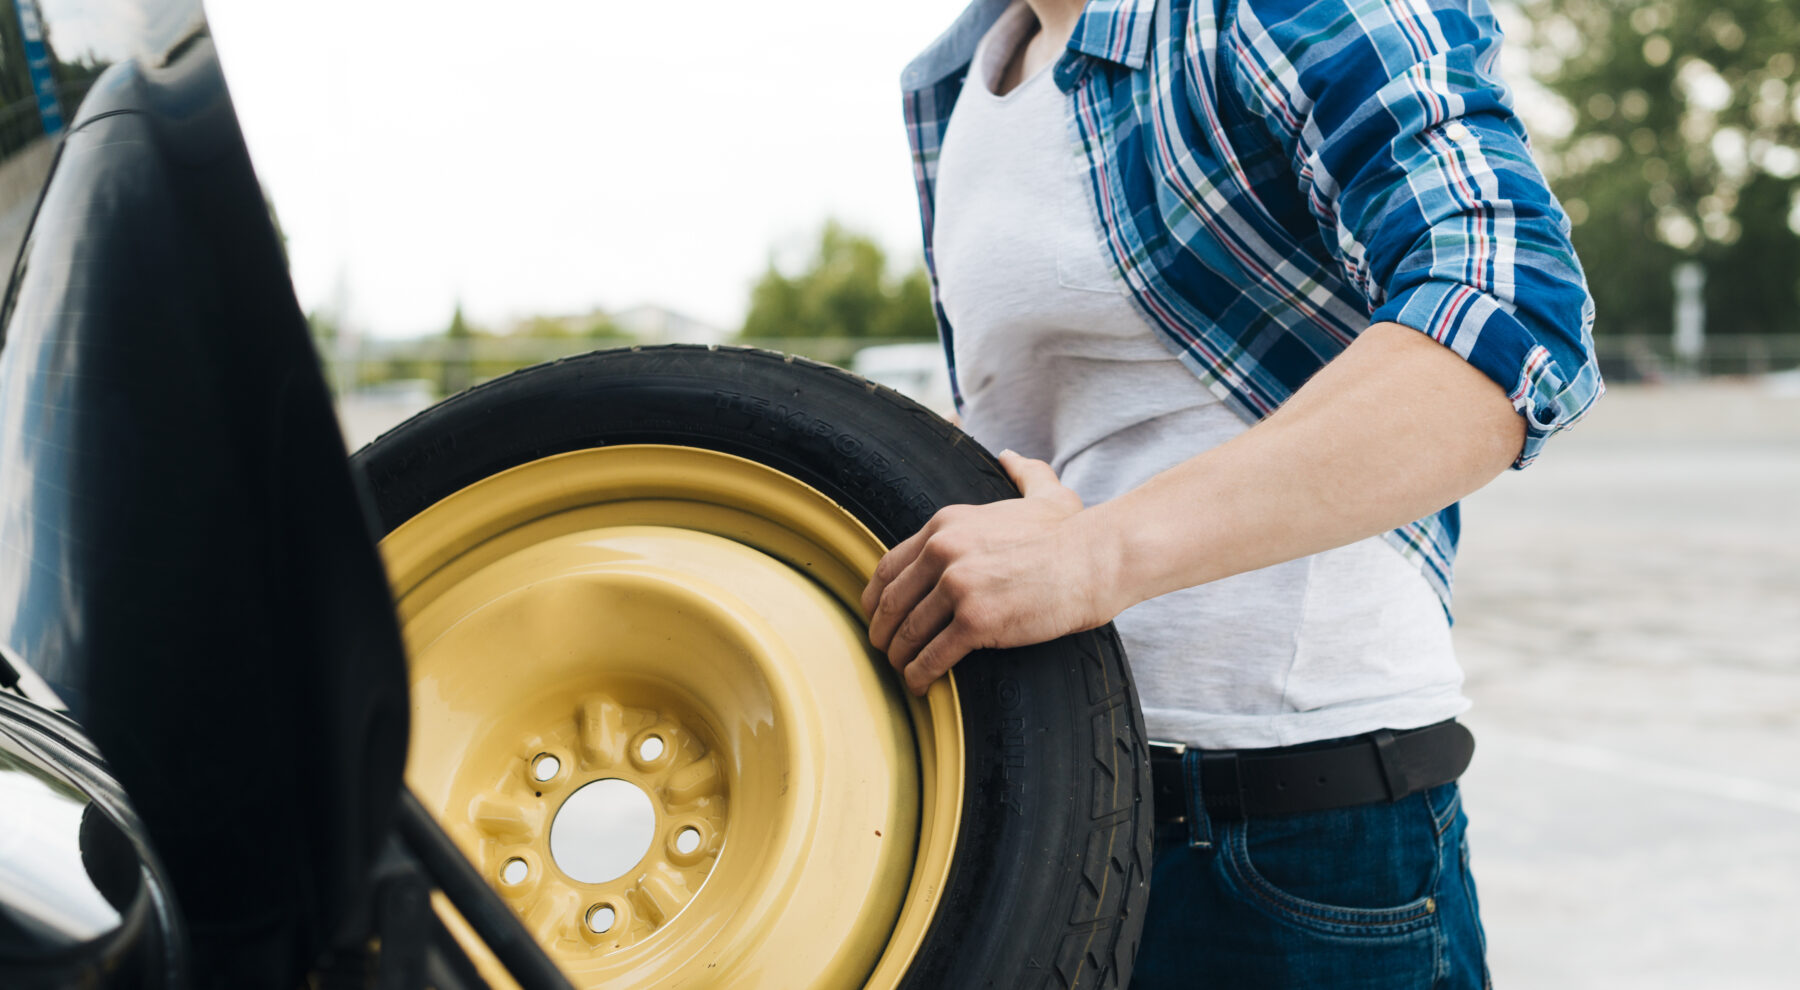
[1445, 122, 1472, 142]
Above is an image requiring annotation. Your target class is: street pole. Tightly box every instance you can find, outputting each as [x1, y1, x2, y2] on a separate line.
[1672, 260, 1705, 378]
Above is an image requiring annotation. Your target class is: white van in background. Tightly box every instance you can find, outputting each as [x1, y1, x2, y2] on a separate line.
[852, 342, 955, 417]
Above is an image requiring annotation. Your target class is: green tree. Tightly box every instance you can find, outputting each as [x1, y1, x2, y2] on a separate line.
[875, 266, 940, 340]
[743, 258, 808, 339]
[1519, 0, 1800, 339]
[584, 316, 631, 341]
[740, 220, 937, 341]
[515, 315, 577, 340]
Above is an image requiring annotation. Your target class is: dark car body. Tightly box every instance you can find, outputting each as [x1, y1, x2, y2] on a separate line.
[0, 0, 438, 985]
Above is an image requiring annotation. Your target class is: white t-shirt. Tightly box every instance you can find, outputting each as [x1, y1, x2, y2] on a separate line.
[930, 2, 1468, 749]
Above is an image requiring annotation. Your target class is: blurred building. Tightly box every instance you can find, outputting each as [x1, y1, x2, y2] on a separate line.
[611, 304, 729, 347]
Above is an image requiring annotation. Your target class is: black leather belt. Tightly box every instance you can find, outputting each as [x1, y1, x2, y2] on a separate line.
[1150, 720, 1475, 822]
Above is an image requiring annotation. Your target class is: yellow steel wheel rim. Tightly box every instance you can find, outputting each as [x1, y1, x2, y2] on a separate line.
[379, 445, 962, 990]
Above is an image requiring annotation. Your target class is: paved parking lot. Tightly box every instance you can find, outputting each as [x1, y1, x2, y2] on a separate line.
[1451, 382, 1800, 987]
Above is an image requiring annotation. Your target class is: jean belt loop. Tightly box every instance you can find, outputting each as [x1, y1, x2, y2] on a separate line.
[1181, 749, 1215, 849]
[1370, 728, 1403, 802]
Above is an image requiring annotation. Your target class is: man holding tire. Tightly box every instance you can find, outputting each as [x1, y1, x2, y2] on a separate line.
[865, 0, 1600, 986]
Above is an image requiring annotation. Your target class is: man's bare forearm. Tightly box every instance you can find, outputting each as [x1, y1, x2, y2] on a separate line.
[1078, 321, 1526, 614]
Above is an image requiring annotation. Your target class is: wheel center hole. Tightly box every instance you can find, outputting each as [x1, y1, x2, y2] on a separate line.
[549, 778, 657, 884]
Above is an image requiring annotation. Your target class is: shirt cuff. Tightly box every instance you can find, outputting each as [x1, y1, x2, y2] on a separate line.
[1371, 280, 1604, 469]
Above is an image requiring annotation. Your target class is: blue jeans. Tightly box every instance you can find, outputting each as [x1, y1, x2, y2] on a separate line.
[1131, 756, 1491, 989]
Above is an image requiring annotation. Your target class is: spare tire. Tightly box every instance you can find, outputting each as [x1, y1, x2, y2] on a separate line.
[351, 345, 1152, 989]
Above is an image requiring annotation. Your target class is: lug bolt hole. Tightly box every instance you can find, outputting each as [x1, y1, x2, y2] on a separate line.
[675, 827, 702, 855]
[500, 858, 529, 886]
[639, 736, 665, 762]
[586, 904, 616, 934]
[531, 753, 561, 782]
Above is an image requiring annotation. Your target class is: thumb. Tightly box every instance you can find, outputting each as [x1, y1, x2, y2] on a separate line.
[997, 449, 1065, 499]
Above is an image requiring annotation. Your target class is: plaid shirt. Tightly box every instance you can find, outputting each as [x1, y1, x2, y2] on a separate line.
[902, 0, 1601, 610]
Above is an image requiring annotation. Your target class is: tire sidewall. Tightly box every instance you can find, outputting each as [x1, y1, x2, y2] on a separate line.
[351, 347, 1152, 989]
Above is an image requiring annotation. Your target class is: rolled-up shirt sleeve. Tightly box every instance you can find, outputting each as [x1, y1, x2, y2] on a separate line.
[1228, 0, 1602, 467]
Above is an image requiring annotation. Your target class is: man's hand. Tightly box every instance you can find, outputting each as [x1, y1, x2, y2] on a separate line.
[861, 450, 1122, 695]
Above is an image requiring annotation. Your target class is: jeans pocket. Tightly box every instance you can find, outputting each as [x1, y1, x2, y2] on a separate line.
[1428, 782, 1463, 837]
[1218, 801, 1444, 940]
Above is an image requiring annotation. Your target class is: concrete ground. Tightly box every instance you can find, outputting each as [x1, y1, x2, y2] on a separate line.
[1452, 382, 1800, 988]
[337, 378, 1800, 986]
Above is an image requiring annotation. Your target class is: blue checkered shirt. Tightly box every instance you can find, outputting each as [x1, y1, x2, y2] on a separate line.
[902, 0, 1602, 610]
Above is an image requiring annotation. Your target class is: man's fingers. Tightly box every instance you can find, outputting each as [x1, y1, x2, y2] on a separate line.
[904, 620, 975, 696]
[866, 553, 942, 653]
[861, 502, 976, 615]
[997, 449, 1067, 502]
[862, 526, 930, 616]
[882, 583, 955, 672]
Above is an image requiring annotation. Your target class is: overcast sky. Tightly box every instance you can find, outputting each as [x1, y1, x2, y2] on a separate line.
[205, 0, 971, 338]
[203, 1, 1557, 341]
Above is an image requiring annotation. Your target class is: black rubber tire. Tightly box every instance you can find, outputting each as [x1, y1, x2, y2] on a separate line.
[350, 345, 1153, 990]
